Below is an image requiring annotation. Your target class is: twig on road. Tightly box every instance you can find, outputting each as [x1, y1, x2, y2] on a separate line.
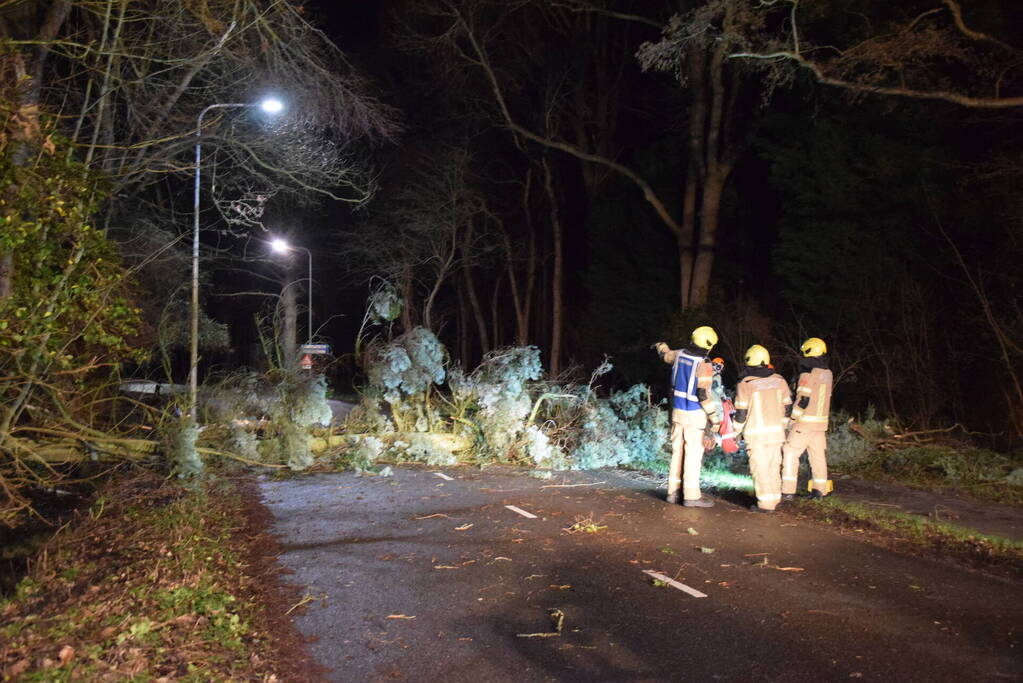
[540, 481, 607, 489]
[285, 595, 316, 615]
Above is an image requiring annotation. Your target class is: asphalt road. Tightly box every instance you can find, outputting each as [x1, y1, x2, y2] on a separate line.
[259, 466, 1023, 683]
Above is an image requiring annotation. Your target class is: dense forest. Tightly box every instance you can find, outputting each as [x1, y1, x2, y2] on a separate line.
[2, 0, 1022, 525]
[317, 0, 1023, 445]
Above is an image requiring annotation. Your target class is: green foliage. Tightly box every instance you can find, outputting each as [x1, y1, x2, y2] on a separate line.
[367, 326, 446, 403]
[203, 372, 274, 424]
[259, 417, 314, 471]
[288, 374, 333, 428]
[0, 136, 143, 368]
[448, 346, 543, 460]
[366, 326, 445, 431]
[227, 423, 260, 461]
[849, 444, 1023, 503]
[368, 282, 402, 323]
[0, 128, 146, 525]
[343, 396, 395, 433]
[569, 384, 669, 471]
[826, 409, 886, 467]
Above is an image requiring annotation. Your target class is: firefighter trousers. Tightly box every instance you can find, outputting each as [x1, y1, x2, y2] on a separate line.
[669, 409, 708, 501]
[782, 428, 828, 495]
[747, 443, 783, 510]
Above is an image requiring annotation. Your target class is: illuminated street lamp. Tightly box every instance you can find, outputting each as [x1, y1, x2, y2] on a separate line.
[270, 238, 313, 347]
[190, 98, 284, 420]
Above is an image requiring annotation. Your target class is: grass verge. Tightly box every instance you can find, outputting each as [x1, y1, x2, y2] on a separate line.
[789, 495, 1023, 580]
[0, 470, 322, 682]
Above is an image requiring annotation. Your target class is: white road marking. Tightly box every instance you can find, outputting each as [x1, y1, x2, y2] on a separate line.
[505, 505, 537, 519]
[433, 472, 454, 481]
[642, 570, 707, 598]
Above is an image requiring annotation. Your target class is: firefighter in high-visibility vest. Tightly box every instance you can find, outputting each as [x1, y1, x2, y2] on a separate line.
[782, 337, 833, 500]
[733, 345, 792, 513]
[654, 326, 720, 507]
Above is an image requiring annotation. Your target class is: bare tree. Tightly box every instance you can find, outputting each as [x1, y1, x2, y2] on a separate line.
[337, 142, 494, 355]
[1, 0, 399, 345]
[724, 0, 1023, 108]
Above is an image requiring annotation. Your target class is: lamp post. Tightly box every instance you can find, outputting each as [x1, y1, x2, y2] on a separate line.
[190, 98, 283, 420]
[270, 238, 313, 346]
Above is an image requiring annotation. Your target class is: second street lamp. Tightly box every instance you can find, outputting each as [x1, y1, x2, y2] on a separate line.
[270, 238, 313, 348]
[190, 98, 284, 420]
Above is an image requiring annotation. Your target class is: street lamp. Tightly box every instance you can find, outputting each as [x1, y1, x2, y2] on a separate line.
[190, 98, 284, 420]
[270, 238, 313, 347]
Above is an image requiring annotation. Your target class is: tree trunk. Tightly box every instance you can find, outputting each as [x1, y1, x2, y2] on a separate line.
[461, 220, 489, 355]
[678, 176, 698, 308]
[457, 284, 469, 365]
[400, 264, 415, 333]
[281, 271, 298, 370]
[688, 166, 730, 307]
[423, 227, 457, 332]
[542, 158, 563, 375]
[490, 275, 502, 350]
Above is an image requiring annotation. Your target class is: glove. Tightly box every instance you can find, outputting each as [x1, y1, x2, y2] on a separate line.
[701, 434, 716, 451]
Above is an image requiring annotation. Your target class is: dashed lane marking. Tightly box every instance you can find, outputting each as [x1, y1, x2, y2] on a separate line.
[433, 472, 454, 481]
[642, 570, 707, 598]
[505, 505, 538, 519]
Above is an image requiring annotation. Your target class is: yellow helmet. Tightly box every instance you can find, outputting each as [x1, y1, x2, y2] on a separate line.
[744, 344, 771, 367]
[801, 337, 827, 357]
[691, 325, 718, 350]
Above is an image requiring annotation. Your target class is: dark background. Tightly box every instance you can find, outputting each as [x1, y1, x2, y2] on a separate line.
[198, 0, 1022, 448]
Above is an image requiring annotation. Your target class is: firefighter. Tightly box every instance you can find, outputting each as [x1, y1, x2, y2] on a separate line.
[733, 345, 792, 513]
[782, 337, 833, 500]
[653, 326, 720, 507]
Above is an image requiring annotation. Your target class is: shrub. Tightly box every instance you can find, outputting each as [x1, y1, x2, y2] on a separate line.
[826, 409, 885, 467]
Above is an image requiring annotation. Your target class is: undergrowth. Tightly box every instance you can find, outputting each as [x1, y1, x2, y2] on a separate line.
[791, 496, 1023, 579]
[823, 411, 1023, 506]
[839, 445, 1023, 506]
[0, 471, 303, 681]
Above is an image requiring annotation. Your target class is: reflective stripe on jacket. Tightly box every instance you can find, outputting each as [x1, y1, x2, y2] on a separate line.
[671, 351, 705, 411]
[734, 372, 792, 446]
[791, 367, 833, 432]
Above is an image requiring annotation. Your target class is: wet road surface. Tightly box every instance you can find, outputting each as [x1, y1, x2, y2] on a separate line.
[259, 466, 1023, 682]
